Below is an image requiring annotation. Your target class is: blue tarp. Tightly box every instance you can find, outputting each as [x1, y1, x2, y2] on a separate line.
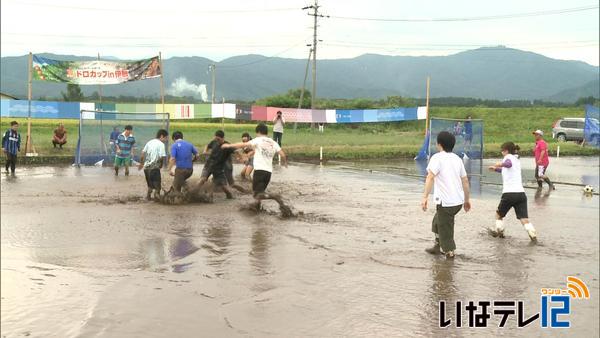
[584, 105, 599, 148]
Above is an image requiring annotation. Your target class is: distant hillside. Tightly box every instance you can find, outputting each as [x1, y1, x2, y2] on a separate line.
[546, 80, 600, 103]
[1, 47, 598, 102]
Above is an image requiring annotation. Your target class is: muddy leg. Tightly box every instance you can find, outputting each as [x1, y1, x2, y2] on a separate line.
[254, 192, 293, 217]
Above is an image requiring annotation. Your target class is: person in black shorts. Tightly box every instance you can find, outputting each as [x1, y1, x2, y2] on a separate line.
[222, 123, 288, 210]
[197, 130, 235, 199]
[488, 142, 537, 241]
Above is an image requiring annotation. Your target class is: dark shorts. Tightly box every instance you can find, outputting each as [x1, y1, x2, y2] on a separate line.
[464, 133, 473, 141]
[211, 169, 228, 187]
[173, 168, 193, 191]
[497, 192, 528, 219]
[273, 132, 283, 146]
[201, 163, 211, 179]
[144, 168, 161, 190]
[225, 165, 235, 186]
[252, 170, 272, 196]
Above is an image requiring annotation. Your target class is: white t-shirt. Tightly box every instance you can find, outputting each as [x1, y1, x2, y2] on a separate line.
[142, 138, 167, 169]
[501, 154, 525, 193]
[427, 151, 467, 207]
[273, 117, 285, 133]
[249, 136, 281, 172]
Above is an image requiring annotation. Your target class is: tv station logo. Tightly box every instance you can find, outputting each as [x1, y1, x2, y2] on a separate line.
[439, 276, 590, 329]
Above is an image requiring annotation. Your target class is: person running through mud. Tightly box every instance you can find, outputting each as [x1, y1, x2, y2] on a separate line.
[532, 130, 555, 190]
[421, 131, 471, 259]
[138, 129, 168, 200]
[114, 125, 135, 176]
[488, 142, 538, 241]
[240, 132, 254, 180]
[200, 132, 220, 183]
[168, 131, 199, 193]
[223, 123, 288, 212]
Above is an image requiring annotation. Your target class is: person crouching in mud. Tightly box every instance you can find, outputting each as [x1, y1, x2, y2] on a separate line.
[168, 131, 199, 193]
[222, 123, 288, 211]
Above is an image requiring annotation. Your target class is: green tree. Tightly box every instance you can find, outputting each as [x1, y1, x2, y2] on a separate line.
[575, 96, 600, 106]
[61, 83, 84, 102]
[255, 89, 312, 108]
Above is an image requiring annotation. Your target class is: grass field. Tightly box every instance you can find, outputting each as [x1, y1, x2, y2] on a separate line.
[1, 106, 598, 163]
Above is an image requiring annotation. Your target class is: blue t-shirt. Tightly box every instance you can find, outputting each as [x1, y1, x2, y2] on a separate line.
[116, 133, 135, 158]
[464, 121, 472, 135]
[110, 131, 120, 141]
[171, 140, 198, 169]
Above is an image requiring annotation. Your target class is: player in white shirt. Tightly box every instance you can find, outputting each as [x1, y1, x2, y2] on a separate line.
[223, 123, 289, 213]
[138, 129, 168, 200]
[488, 142, 537, 241]
[421, 131, 472, 259]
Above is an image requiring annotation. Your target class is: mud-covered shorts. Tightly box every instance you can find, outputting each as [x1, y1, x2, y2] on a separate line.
[173, 168, 193, 192]
[144, 168, 161, 190]
[252, 170, 272, 196]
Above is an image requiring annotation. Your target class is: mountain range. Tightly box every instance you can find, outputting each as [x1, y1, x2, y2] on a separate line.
[1, 47, 598, 103]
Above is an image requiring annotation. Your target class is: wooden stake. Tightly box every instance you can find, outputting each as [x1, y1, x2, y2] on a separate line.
[25, 52, 36, 155]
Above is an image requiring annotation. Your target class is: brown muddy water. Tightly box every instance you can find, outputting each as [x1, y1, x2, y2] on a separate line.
[1, 157, 599, 337]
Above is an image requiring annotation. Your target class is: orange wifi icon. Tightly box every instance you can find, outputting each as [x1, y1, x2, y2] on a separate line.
[566, 276, 590, 299]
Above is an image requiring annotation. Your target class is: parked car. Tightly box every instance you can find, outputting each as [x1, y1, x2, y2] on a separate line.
[552, 118, 586, 142]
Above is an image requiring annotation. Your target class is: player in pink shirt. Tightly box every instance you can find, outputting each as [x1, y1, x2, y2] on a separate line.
[532, 130, 555, 190]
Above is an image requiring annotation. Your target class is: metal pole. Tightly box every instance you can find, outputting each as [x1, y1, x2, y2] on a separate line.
[311, 0, 318, 110]
[98, 52, 102, 110]
[26, 52, 34, 155]
[221, 97, 225, 130]
[210, 64, 216, 104]
[295, 48, 312, 132]
[424, 76, 430, 136]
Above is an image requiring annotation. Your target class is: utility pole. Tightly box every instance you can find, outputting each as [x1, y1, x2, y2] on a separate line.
[303, 0, 327, 110]
[311, 0, 318, 110]
[208, 64, 216, 103]
[294, 46, 313, 132]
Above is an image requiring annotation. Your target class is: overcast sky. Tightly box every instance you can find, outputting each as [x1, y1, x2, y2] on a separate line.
[1, 0, 598, 66]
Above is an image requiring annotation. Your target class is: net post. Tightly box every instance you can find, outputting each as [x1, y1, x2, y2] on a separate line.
[75, 109, 83, 167]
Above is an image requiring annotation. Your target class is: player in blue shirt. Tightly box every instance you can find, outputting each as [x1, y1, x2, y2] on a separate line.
[168, 131, 199, 192]
[109, 127, 120, 154]
[115, 125, 135, 176]
[2, 121, 21, 174]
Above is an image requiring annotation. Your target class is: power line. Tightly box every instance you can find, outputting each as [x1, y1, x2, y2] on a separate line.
[1, 32, 308, 41]
[217, 41, 309, 68]
[328, 5, 598, 22]
[5, 0, 299, 14]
